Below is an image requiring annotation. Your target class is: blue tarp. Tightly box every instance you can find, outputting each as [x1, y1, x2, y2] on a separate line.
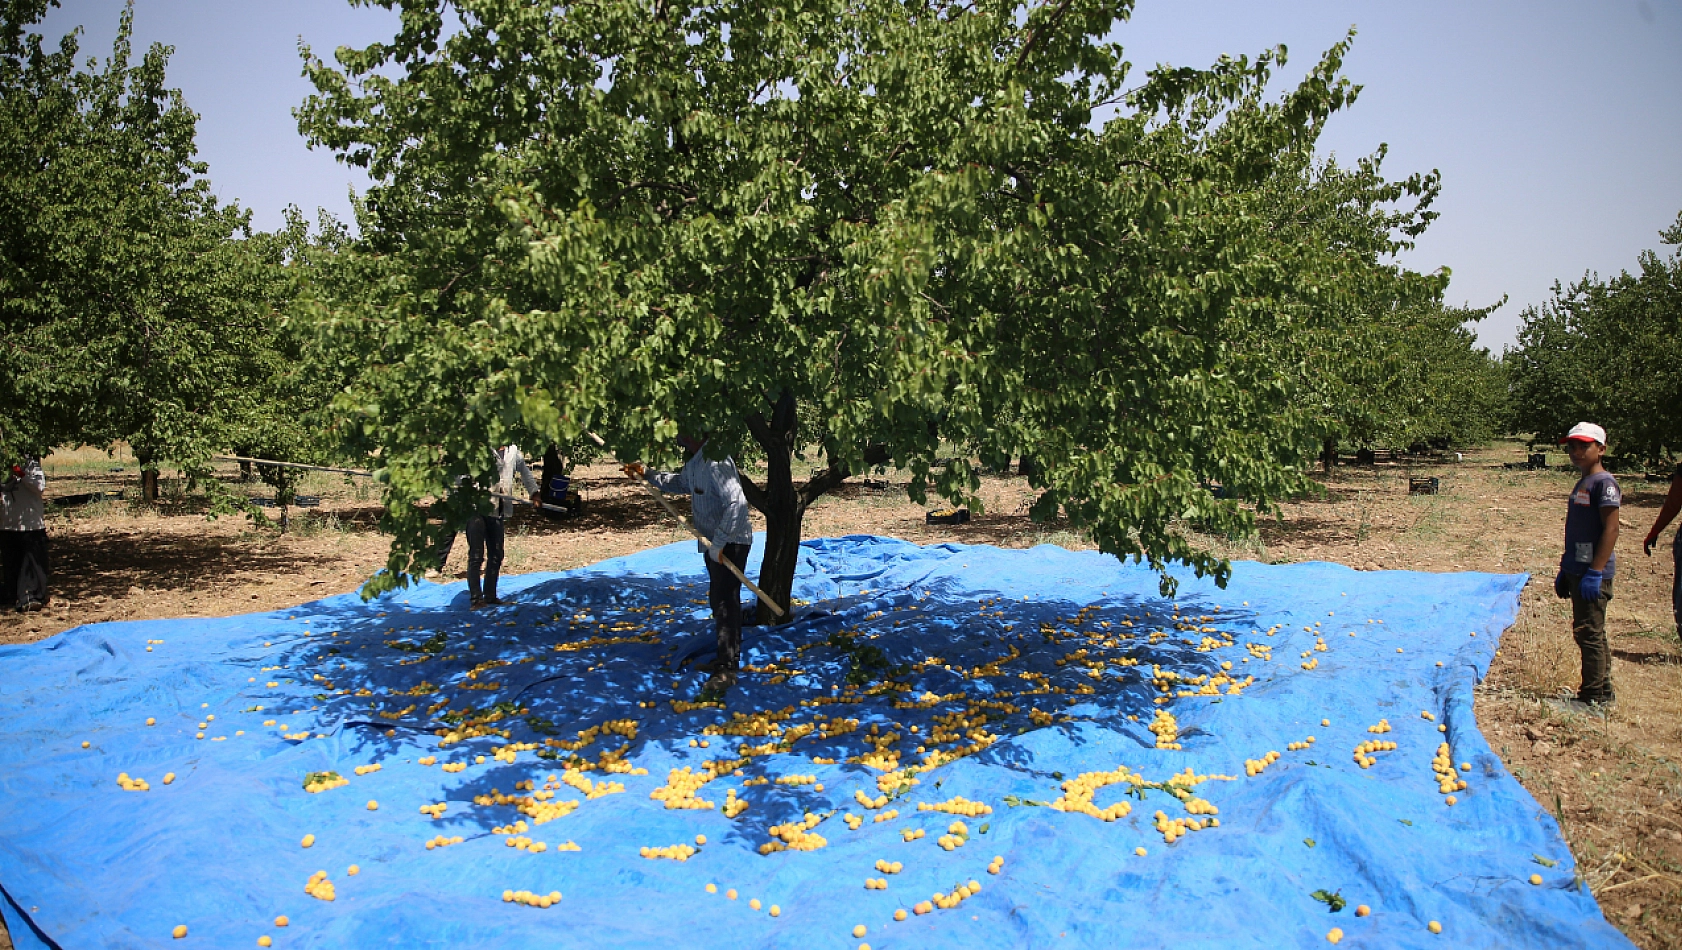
[0, 535, 1631, 949]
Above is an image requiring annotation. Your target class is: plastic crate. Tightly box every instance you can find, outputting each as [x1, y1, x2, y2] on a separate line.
[925, 507, 970, 526]
[1408, 476, 1439, 496]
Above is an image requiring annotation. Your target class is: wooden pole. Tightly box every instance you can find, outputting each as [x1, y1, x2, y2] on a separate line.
[215, 454, 373, 477]
[489, 492, 574, 516]
[585, 431, 785, 618]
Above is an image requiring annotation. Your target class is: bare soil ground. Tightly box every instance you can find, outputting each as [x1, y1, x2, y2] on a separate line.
[2, 442, 1678, 948]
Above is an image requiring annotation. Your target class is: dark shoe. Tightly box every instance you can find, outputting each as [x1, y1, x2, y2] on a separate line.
[1577, 688, 1616, 707]
[484, 595, 506, 606]
[20, 599, 44, 613]
[469, 597, 487, 610]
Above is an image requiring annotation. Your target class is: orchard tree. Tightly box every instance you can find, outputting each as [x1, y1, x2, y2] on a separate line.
[0, 0, 281, 498]
[1507, 211, 1682, 465]
[300, 0, 1447, 607]
[1374, 304, 1508, 450]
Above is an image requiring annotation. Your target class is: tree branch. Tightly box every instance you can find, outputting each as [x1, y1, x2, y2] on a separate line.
[1015, 0, 1077, 69]
[601, 180, 697, 208]
[798, 443, 891, 507]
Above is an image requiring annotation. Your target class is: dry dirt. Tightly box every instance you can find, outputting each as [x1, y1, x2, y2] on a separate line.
[2, 443, 1678, 948]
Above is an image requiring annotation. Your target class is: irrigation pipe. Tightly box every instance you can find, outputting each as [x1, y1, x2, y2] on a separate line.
[585, 431, 785, 618]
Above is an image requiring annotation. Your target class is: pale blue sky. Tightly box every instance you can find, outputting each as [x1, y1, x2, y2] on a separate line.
[40, 0, 1682, 350]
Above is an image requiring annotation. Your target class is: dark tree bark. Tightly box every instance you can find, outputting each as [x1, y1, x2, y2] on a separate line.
[1320, 437, 1338, 474]
[740, 391, 889, 626]
[741, 392, 802, 626]
[134, 447, 160, 503]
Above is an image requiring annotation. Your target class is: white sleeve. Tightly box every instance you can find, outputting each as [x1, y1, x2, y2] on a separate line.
[514, 449, 538, 495]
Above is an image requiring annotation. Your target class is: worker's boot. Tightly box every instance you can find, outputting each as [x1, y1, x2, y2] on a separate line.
[699, 637, 739, 699]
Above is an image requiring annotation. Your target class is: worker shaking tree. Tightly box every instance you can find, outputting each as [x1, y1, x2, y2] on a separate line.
[624, 434, 754, 696]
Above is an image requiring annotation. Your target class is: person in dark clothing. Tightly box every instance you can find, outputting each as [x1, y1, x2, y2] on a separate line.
[1551, 422, 1620, 707]
[436, 445, 539, 608]
[1, 455, 49, 612]
[1642, 462, 1682, 641]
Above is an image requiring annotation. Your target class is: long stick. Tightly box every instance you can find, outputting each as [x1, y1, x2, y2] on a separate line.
[585, 431, 785, 618]
[489, 492, 574, 516]
[216, 454, 373, 477]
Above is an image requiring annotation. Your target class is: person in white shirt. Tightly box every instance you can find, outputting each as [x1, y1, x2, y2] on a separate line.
[625, 434, 753, 691]
[1, 455, 49, 612]
[438, 444, 539, 608]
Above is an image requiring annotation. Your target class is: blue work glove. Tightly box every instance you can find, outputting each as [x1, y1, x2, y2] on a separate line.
[1553, 571, 1572, 599]
[1578, 569, 1604, 601]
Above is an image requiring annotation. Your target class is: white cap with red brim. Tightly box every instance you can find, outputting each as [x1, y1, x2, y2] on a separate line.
[1560, 422, 1607, 445]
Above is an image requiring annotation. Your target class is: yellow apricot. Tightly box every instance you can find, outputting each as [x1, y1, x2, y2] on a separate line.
[274, 916, 289, 927]
[347, 865, 359, 876]
[1327, 928, 1343, 944]
[727, 889, 738, 900]
[366, 801, 378, 811]
[853, 925, 867, 938]
[1529, 874, 1542, 885]
[259, 938, 272, 948]
[172, 925, 188, 938]
[1428, 921, 1442, 934]
[301, 834, 315, 848]
[706, 883, 717, 894]
[1354, 905, 1369, 917]
[770, 905, 781, 917]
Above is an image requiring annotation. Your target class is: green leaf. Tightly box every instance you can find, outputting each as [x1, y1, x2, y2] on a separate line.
[1310, 889, 1346, 912]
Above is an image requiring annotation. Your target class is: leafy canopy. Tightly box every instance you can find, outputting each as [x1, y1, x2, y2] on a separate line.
[0, 0, 299, 488]
[299, 0, 1446, 595]
[1507, 211, 1682, 464]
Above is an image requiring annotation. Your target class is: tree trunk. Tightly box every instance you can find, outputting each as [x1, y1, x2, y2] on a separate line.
[1320, 438, 1338, 474]
[135, 448, 160, 504]
[743, 392, 804, 626]
[754, 481, 804, 627]
[740, 392, 895, 626]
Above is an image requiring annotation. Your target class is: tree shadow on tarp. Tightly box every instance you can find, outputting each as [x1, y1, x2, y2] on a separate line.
[247, 539, 1260, 846]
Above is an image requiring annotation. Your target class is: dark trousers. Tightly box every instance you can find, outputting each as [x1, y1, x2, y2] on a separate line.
[467, 515, 505, 600]
[706, 542, 752, 669]
[438, 515, 505, 601]
[0, 529, 49, 610]
[1672, 533, 1681, 637]
[1570, 576, 1614, 699]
